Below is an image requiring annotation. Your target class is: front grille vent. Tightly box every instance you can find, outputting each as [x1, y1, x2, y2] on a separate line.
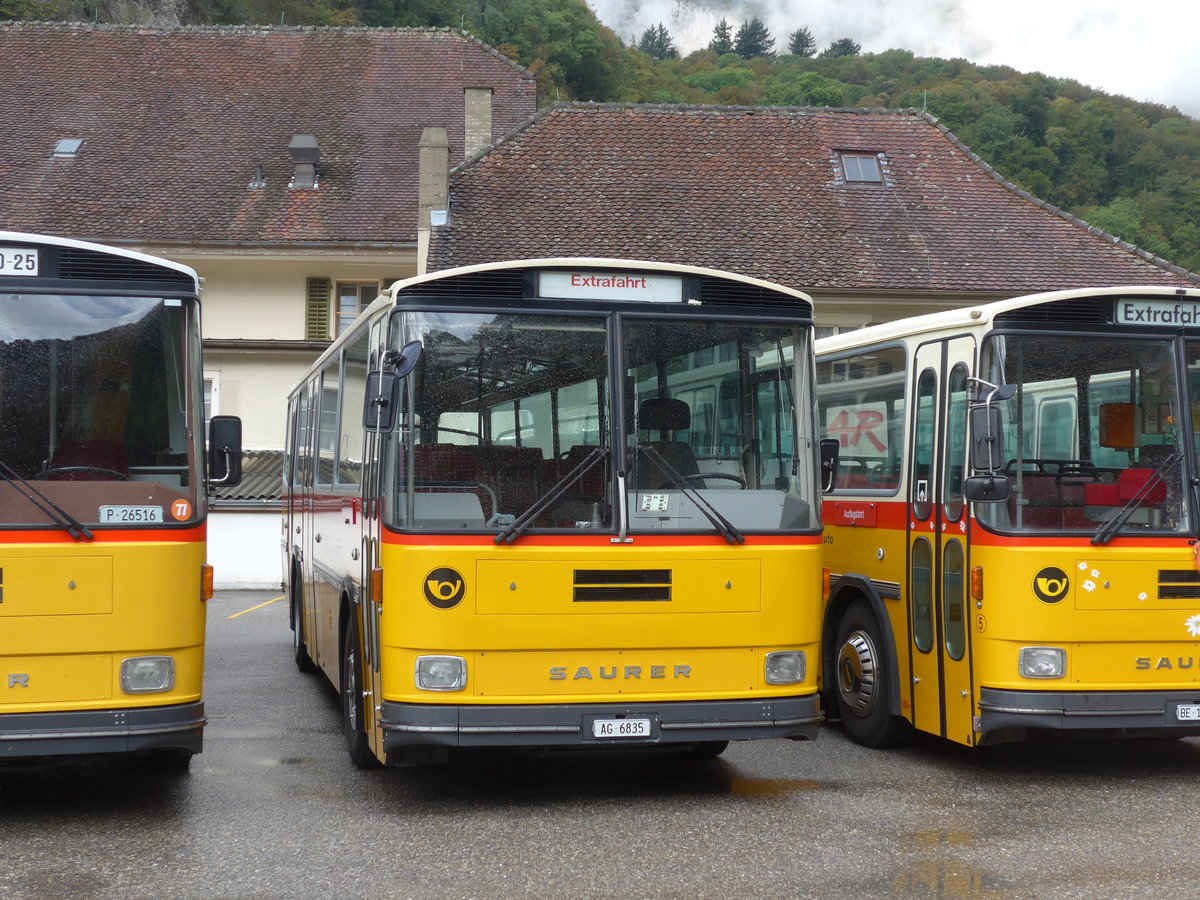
[57, 247, 195, 286]
[400, 270, 527, 299]
[573, 568, 671, 602]
[995, 297, 1112, 326]
[1159, 569, 1200, 600]
[696, 275, 809, 311]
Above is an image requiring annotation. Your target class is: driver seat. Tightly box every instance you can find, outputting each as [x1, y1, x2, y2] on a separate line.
[46, 439, 129, 481]
[636, 398, 701, 489]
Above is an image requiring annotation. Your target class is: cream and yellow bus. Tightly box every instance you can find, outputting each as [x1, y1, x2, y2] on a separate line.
[817, 285, 1200, 747]
[0, 231, 240, 769]
[283, 258, 829, 767]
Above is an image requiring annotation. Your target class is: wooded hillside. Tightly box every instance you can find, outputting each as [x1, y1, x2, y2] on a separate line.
[7, 0, 1199, 272]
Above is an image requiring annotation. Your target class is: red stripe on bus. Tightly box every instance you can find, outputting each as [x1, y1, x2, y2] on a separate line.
[380, 531, 822, 547]
[0, 524, 206, 544]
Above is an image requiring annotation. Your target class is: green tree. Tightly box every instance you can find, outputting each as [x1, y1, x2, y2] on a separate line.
[708, 17, 734, 55]
[763, 71, 845, 107]
[787, 27, 815, 58]
[819, 37, 861, 58]
[637, 22, 677, 60]
[734, 17, 774, 59]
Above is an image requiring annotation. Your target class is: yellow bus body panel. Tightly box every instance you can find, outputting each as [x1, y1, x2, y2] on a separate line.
[0, 539, 206, 714]
[377, 540, 822, 706]
[970, 542, 1200, 692]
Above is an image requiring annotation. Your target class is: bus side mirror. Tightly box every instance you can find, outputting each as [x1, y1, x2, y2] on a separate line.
[363, 370, 400, 433]
[964, 473, 1010, 502]
[969, 404, 1006, 472]
[208, 415, 242, 487]
[819, 438, 840, 492]
[364, 340, 421, 434]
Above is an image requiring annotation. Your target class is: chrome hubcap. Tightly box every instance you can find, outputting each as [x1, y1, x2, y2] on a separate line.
[837, 630, 878, 716]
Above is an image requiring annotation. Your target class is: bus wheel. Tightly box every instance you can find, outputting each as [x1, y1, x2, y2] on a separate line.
[146, 747, 193, 772]
[680, 740, 729, 760]
[291, 578, 316, 674]
[834, 600, 911, 748]
[341, 625, 381, 769]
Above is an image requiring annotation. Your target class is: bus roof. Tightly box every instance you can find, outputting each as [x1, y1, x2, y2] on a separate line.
[389, 257, 814, 305]
[0, 230, 199, 288]
[815, 284, 1200, 355]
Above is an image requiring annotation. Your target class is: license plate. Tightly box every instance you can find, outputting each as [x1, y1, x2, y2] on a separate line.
[1175, 703, 1200, 721]
[591, 717, 652, 739]
[99, 505, 164, 524]
[0, 248, 39, 276]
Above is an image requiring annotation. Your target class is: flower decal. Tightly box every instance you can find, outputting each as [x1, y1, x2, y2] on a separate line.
[1082, 580, 1097, 593]
[1186, 614, 1200, 637]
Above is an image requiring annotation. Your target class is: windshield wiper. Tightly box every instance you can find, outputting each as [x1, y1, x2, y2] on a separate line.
[495, 446, 610, 545]
[1092, 450, 1181, 546]
[0, 458, 93, 541]
[636, 445, 745, 545]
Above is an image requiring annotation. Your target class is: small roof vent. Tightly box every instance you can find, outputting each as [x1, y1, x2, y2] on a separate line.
[288, 134, 320, 190]
[53, 138, 84, 159]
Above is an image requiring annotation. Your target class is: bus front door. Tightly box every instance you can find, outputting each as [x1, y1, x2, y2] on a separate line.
[908, 337, 976, 745]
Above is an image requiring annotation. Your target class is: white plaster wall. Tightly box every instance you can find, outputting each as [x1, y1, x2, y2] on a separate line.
[208, 509, 284, 590]
[206, 351, 314, 449]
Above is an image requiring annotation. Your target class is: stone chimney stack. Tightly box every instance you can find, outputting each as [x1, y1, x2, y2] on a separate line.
[417, 127, 450, 275]
[288, 134, 320, 189]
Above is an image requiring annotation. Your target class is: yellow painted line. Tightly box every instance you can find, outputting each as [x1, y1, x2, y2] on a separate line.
[227, 595, 284, 619]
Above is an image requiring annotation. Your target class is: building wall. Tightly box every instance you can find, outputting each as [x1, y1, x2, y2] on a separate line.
[209, 509, 282, 590]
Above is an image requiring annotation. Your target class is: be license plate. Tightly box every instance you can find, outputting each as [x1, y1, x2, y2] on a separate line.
[1175, 703, 1200, 721]
[592, 717, 652, 739]
[99, 505, 164, 524]
[0, 248, 38, 276]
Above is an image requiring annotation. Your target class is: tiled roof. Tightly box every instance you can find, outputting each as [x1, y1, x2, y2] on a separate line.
[213, 449, 284, 503]
[429, 103, 1199, 294]
[0, 24, 536, 246]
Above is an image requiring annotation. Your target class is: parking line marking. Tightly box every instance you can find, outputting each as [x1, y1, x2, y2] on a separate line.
[227, 595, 284, 619]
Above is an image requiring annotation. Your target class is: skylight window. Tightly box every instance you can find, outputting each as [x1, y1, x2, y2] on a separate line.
[839, 152, 883, 184]
[52, 139, 84, 159]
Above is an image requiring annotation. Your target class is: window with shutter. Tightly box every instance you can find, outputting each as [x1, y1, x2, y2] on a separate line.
[305, 277, 331, 341]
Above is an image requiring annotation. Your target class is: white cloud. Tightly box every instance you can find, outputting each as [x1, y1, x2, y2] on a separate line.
[593, 0, 1200, 116]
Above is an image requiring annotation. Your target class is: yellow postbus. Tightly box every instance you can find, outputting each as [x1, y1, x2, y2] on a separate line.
[283, 258, 829, 767]
[0, 231, 241, 769]
[817, 285, 1200, 747]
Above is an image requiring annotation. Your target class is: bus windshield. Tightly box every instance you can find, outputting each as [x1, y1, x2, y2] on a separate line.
[383, 310, 818, 534]
[0, 293, 203, 528]
[975, 332, 1189, 536]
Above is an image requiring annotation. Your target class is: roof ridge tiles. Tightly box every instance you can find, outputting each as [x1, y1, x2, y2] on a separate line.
[0, 21, 534, 76]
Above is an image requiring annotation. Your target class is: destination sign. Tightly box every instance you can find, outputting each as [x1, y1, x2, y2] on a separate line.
[1116, 298, 1200, 327]
[539, 271, 683, 303]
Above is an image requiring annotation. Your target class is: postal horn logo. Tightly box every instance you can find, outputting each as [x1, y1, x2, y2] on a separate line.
[1032, 566, 1070, 603]
[424, 567, 465, 609]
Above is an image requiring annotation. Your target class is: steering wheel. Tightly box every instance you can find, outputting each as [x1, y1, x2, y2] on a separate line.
[43, 466, 129, 481]
[682, 472, 747, 489]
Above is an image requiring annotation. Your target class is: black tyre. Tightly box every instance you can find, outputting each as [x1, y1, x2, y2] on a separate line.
[145, 747, 193, 772]
[341, 623, 381, 769]
[679, 740, 729, 760]
[833, 599, 912, 748]
[291, 575, 317, 673]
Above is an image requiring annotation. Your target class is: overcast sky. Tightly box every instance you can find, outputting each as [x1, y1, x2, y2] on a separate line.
[590, 0, 1200, 118]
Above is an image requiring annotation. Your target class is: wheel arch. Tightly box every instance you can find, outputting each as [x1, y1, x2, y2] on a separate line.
[823, 574, 903, 719]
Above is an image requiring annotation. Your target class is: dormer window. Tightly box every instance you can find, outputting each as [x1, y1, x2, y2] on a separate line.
[52, 139, 84, 159]
[839, 152, 883, 184]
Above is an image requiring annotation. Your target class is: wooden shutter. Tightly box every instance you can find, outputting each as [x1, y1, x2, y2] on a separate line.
[305, 277, 331, 341]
